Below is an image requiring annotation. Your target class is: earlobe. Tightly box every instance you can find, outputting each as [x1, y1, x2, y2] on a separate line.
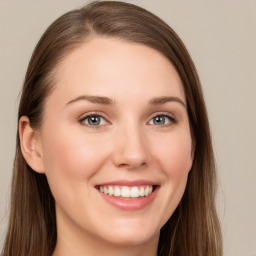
[19, 116, 45, 173]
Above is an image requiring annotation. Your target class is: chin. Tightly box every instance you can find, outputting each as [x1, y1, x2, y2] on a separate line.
[95, 218, 160, 247]
[103, 231, 158, 247]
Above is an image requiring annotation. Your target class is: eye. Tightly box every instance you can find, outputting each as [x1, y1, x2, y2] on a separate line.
[79, 115, 108, 127]
[149, 114, 176, 126]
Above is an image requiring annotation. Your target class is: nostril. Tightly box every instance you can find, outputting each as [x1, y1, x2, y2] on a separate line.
[112, 132, 148, 169]
[118, 161, 147, 170]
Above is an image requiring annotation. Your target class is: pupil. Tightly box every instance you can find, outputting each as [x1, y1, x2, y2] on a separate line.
[154, 116, 164, 125]
[89, 116, 100, 125]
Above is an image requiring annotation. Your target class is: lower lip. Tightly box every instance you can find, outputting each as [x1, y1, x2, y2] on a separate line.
[97, 187, 159, 211]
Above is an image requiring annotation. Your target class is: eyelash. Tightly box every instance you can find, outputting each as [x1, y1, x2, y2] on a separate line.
[79, 113, 109, 129]
[149, 113, 177, 126]
[78, 112, 177, 129]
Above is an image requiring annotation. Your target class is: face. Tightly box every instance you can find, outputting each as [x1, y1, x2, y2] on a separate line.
[38, 37, 193, 248]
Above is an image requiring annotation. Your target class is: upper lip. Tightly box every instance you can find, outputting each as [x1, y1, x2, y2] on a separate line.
[96, 179, 159, 186]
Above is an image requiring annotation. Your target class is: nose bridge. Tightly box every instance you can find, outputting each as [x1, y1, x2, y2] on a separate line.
[112, 118, 148, 169]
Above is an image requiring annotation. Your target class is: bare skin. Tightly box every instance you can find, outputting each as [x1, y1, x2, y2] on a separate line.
[20, 37, 193, 256]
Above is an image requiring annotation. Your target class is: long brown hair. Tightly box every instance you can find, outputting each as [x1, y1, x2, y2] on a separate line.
[2, 1, 222, 255]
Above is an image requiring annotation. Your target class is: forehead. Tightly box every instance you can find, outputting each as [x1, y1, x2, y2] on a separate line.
[48, 37, 185, 105]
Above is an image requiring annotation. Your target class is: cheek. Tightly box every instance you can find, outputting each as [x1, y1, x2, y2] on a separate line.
[156, 131, 193, 218]
[40, 128, 110, 197]
[156, 131, 193, 177]
[43, 128, 101, 170]
[157, 130, 192, 193]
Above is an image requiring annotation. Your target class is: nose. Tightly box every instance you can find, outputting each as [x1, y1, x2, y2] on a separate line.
[112, 124, 148, 170]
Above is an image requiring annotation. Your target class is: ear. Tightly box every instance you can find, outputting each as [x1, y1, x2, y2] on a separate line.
[19, 116, 45, 173]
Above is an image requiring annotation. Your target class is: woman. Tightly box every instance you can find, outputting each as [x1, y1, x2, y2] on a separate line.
[2, 1, 222, 256]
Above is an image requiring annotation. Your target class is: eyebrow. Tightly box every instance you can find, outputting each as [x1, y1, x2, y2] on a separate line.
[66, 95, 186, 108]
[66, 95, 114, 106]
[149, 96, 186, 108]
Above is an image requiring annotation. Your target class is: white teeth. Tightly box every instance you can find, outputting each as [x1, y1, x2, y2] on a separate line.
[131, 187, 139, 197]
[114, 186, 121, 197]
[108, 186, 114, 196]
[139, 187, 145, 197]
[145, 186, 149, 196]
[98, 185, 154, 198]
[121, 186, 130, 197]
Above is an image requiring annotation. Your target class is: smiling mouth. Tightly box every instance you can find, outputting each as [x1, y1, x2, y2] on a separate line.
[96, 185, 158, 199]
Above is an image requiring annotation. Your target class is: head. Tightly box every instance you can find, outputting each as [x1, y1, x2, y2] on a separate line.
[3, 1, 222, 256]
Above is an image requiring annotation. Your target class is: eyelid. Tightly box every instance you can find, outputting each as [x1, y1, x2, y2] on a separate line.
[77, 111, 177, 128]
[148, 112, 177, 126]
[78, 112, 110, 128]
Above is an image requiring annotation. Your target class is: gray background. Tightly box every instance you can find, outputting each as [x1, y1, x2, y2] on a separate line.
[0, 1, 256, 255]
